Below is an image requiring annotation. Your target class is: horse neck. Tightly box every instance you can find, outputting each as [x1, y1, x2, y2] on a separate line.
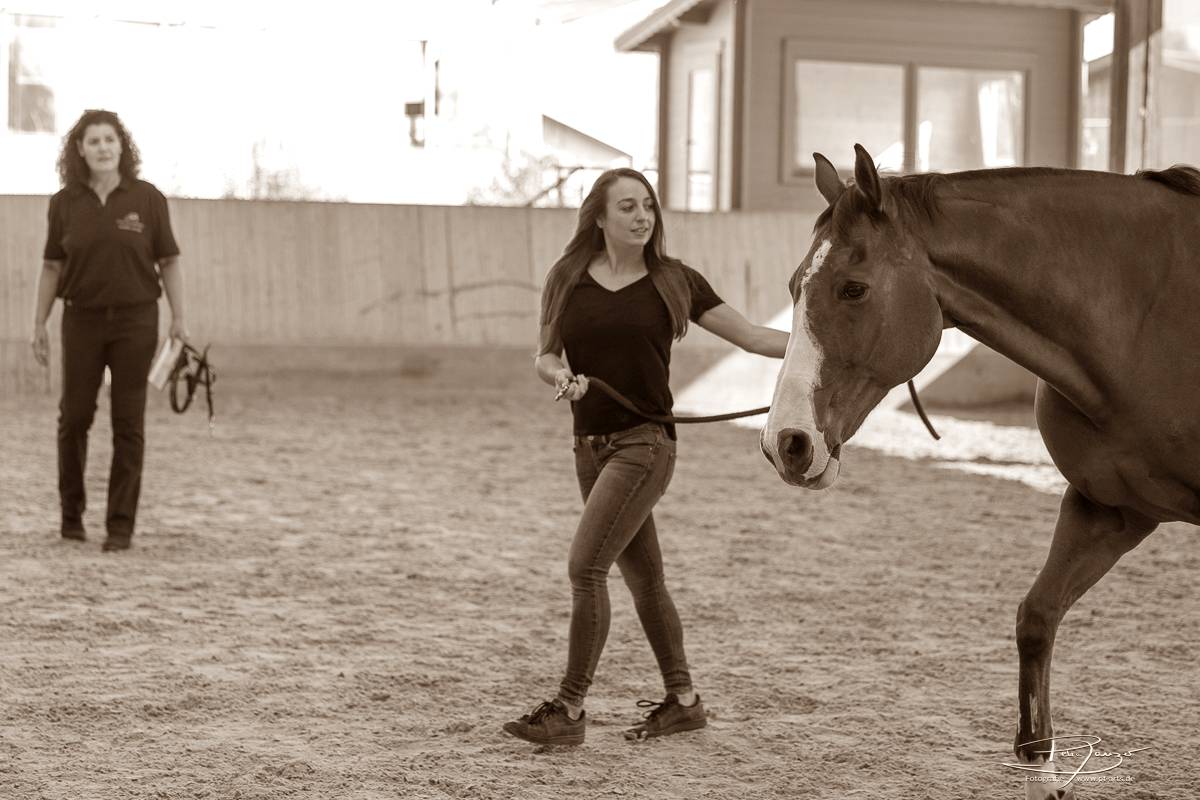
[918, 171, 1162, 421]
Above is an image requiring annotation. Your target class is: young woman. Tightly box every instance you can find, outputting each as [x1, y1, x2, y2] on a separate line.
[31, 109, 188, 552]
[504, 168, 788, 745]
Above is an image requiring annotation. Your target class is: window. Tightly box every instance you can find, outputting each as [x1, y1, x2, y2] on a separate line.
[916, 67, 1024, 171]
[8, 17, 56, 134]
[785, 48, 1027, 179]
[686, 67, 716, 211]
[1079, 12, 1113, 171]
[1156, 0, 1200, 167]
[792, 60, 905, 173]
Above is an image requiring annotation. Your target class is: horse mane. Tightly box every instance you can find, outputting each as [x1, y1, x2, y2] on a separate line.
[814, 173, 945, 236]
[1137, 165, 1200, 196]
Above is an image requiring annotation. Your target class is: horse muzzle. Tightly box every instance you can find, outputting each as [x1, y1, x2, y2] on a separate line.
[760, 427, 842, 489]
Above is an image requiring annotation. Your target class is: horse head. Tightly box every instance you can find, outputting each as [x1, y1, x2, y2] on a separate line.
[761, 144, 944, 488]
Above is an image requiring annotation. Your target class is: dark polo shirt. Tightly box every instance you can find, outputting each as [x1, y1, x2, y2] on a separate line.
[561, 264, 724, 439]
[43, 176, 180, 308]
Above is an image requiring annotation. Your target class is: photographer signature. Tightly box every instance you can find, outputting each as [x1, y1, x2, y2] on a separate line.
[1001, 735, 1151, 787]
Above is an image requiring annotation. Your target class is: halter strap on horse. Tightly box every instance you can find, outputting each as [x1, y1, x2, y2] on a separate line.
[574, 376, 940, 439]
[168, 343, 217, 432]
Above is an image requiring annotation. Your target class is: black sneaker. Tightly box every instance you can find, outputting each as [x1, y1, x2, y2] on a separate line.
[502, 699, 585, 746]
[623, 694, 707, 741]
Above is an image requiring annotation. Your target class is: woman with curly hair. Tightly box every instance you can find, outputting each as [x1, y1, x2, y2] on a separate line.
[30, 109, 188, 552]
[503, 168, 788, 745]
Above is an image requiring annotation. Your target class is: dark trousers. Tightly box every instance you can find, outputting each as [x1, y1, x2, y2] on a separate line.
[58, 302, 158, 537]
[558, 422, 691, 708]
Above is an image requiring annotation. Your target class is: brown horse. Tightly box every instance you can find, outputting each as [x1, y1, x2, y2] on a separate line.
[760, 144, 1200, 799]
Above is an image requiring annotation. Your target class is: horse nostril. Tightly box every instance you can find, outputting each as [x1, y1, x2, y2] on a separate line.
[778, 428, 814, 475]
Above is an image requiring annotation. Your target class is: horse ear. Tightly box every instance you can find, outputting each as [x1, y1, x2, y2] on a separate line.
[852, 143, 884, 213]
[812, 152, 844, 206]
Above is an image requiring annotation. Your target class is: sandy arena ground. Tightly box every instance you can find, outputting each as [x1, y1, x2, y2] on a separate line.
[1, 346, 1196, 800]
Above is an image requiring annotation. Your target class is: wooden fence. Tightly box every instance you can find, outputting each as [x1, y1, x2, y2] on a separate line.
[1, 196, 814, 396]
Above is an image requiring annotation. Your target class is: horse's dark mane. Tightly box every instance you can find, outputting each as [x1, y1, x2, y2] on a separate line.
[814, 173, 945, 237]
[1137, 165, 1200, 196]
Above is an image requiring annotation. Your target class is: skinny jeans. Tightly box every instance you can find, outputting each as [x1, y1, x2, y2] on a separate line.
[58, 301, 158, 537]
[558, 422, 692, 707]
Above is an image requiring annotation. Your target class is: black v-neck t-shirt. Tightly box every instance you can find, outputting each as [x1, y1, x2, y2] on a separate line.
[560, 265, 724, 438]
[43, 177, 180, 308]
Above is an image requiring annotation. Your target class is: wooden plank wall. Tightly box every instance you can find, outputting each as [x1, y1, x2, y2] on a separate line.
[0, 196, 813, 396]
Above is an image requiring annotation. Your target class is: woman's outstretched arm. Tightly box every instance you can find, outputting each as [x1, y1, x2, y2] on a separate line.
[696, 304, 788, 357]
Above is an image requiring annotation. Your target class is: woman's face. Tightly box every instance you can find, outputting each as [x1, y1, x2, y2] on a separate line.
[599, 176, 655, 250]
[77, 123, 122, 176]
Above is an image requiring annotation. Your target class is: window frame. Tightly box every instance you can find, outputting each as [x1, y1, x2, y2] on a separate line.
[780, 38, 1034, 183]
[684, 45, 723, 212]
[914, 64, 1028, 173]
[686, 64, 718, 211]
[1076, 11, 1113, 172]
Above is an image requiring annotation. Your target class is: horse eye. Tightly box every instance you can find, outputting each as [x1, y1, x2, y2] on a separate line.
[839, 282, 868, 301]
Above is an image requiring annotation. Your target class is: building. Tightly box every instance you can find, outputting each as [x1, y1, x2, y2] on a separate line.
[617, 0, 1199, 213]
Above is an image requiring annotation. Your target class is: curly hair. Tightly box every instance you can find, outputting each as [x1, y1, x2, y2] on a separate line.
[56, 109, 141, 188]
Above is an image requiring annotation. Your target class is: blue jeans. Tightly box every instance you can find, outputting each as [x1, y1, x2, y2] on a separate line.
[558, 422, 692, 707]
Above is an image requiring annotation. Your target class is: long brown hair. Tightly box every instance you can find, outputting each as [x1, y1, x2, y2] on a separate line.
[538, 168, 692, 355]
[57, 109, 142, 189]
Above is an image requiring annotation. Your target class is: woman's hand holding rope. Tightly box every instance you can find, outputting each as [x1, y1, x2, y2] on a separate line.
[554, 368, 589, 402]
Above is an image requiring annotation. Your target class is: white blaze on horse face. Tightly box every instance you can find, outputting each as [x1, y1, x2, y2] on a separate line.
[804, 240, 833, 291]
[764, 239, 838, 485]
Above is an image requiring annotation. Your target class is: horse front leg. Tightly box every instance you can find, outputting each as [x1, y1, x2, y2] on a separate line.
[1013, 487, 1154, 800]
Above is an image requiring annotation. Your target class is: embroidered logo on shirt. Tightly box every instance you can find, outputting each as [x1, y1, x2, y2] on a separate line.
[115, 211, 145, 233]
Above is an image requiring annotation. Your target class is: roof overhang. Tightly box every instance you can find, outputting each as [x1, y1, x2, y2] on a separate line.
[542, 115, 632, 163]
[615, 0, 711, 52]
[615, 0, 1114, 53]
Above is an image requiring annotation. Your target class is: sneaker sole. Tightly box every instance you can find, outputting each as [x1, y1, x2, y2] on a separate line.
[502, 722, 584, 746]
[624, 716, 707, 741]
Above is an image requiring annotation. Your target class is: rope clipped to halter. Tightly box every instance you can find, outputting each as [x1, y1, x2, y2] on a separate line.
[570, 376, 941, 439]
[168, 343, 216, 433]
[906, 380, 940, 440]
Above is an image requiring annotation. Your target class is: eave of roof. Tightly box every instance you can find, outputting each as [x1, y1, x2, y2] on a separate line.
[614, 0, 705, 52]
[615, 0, 1115, 52]
[542, 115, 632, 161]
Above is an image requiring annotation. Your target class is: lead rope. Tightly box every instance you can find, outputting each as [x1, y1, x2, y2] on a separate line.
[568, 376, 940, 439]
[168, 343, 216, 435]
[906, 380, 940, 440]
[585, 377, 767, 424]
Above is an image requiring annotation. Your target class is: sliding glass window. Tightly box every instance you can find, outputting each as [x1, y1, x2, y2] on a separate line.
[791, 59, 905, 173]
[786, 54, 1027, 177]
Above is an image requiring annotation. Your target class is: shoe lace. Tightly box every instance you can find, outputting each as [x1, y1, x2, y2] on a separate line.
[525, 700, 561, 724]
[635, 697, 672, 721]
